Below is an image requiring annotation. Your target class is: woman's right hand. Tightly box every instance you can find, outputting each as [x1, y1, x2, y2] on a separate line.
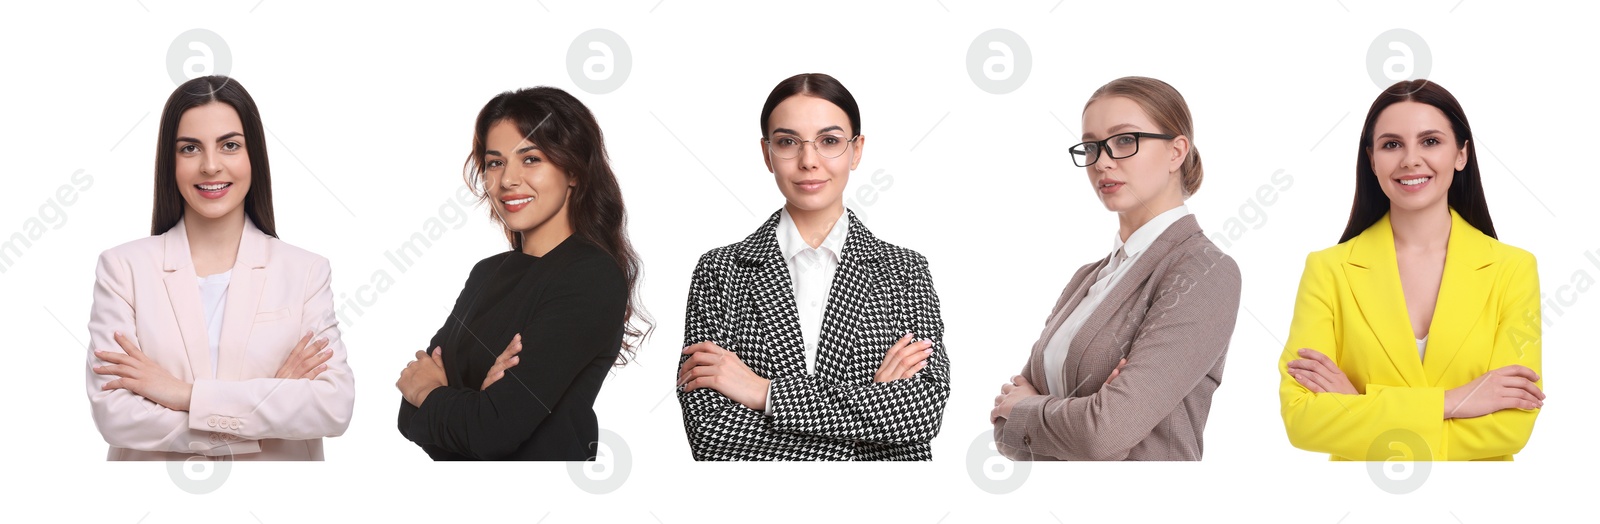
[275, 331, 332, 380]
[873, 333, 933, 383]
[1444, 365, 1545, 419]
[1105, 358, 1127, 385]
[480, 334, 523, 390]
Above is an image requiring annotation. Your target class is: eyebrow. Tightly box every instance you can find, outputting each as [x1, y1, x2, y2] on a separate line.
[1082, 123, 1141, 140]
[1375, 129, 1445, 140]
[771, 125, 846, 136]
[176, 131, 245, 144]
[485, 144, 541, 157]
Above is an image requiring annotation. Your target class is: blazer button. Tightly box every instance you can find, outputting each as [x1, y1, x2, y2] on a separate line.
[206, 416, 217, 427]
[1023, 435, 1032, 446]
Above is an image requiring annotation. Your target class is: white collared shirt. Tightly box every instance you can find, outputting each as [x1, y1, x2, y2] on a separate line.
[1042, 205, 1190, 396]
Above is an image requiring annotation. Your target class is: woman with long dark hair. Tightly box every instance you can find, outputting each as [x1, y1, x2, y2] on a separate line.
[395, 86, 650, 460]
[86, 75, 355, 460]
[675, 73, 950, 460]
[1279, 79, 1543, 460]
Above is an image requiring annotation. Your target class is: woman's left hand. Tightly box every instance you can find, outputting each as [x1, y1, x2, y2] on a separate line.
[678, 341, 770, 411]
[397, 347, 448, 407]
[1286, 348, 1359, 395]
[93, 331, 194, 411]
[990, 374, 1040, 424]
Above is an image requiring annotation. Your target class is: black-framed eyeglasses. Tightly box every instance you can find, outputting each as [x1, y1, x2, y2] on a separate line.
[1069, 132, 1175, 167]
[764, 134, 860, 160]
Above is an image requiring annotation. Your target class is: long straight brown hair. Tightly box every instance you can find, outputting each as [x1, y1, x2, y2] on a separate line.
[1340, 79, 1495, 243]
[151, 75, 276, 237]
[463, 87, 651, 365]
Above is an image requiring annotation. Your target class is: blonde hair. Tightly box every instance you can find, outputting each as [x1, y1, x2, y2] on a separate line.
[1084, 76, 1203, 196]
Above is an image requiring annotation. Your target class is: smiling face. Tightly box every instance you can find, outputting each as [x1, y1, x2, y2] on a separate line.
[484, 119, 574, 242]
[760, 94, 864, 216]
[174, 102, 252, 224]
[1367, 101, 1467, 214]
[1079, 95, 1187, 219]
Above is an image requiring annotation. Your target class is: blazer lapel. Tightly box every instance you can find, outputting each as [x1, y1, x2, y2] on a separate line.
[160, 219, 213, 380]
[733, 211, 807, 377]
[1029, 260, 1102, 392]
[1344, 214, 1427, 386]
[815, 210, 885, 378]
[216, 220, 269, 381]
[1421, 209, 1496, 386]
[1064, 215, 1201, 395]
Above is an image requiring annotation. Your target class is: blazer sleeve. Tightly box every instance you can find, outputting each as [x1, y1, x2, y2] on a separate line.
[397, 259, 483, 454]
[187, 256, 355, 441]
[994, 354, 1034, 460]
[995, 266, 1093, 461]
[1438, 251, 1541, 460]
[1278, 253, 1449, 459]
[997, 249, 1240, 460]
[402, 257, 626, 460]
[676, 252, 847, 460]
[84, 251, 261, 456]
[763, 254, 952, 444]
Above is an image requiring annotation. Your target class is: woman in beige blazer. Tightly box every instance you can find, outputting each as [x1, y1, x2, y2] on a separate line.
[990, 77, 1240, 460]
[85, 76, 354, 460]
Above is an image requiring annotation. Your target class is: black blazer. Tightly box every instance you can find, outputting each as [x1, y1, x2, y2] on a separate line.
[398, 235, 627, 460]
[678, 209, 951, 460]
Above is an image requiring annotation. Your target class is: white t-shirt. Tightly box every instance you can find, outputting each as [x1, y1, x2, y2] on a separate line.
[198, 270, 233, 377]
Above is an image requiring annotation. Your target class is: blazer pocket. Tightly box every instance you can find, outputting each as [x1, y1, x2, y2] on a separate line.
[254, 307, 291, 323]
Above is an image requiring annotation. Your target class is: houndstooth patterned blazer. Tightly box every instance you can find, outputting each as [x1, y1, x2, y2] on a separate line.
[677, 209, 951, 460]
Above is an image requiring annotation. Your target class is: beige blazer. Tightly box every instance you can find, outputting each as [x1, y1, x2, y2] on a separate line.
[993, 215, 1240, 460]
[85, 218, 354, 460]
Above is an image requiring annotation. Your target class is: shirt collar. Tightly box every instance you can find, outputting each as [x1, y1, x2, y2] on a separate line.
[777, 207, 850, 262]
[1113, 204, 1190, 258]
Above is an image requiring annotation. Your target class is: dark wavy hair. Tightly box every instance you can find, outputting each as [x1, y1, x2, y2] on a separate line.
[463, 86, 651, 365]
[152, 75, 275, 236]
[1340, 79, 1494, 243]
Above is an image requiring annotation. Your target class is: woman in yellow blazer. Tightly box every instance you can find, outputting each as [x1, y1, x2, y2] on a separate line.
[1278, 79, 1543, 461]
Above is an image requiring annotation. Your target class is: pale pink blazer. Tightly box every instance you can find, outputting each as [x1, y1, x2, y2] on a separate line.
[85, 218, 354, 460]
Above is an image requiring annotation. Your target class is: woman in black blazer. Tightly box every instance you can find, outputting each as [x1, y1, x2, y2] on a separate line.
[675, 73, 951, 460]
[395, 87, 649, 460]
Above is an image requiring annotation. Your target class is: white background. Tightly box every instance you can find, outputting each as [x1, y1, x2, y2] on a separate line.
[3, 0, 1596, 522]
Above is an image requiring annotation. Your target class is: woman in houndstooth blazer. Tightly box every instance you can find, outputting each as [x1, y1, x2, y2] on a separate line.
[675, 74, 951, 460]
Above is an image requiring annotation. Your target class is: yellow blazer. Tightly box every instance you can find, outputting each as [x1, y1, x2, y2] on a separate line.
[1278, 208, 1541, 461]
